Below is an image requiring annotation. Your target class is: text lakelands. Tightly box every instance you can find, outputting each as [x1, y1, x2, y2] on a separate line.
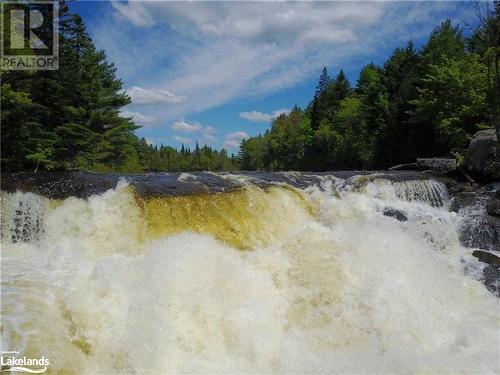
[1, 355, 50, 367]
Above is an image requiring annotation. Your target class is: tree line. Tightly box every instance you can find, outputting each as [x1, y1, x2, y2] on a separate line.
[239, 4, 500, 171]
[1, 2, 237, 173]
[136, 140, 238, 172]
[2, 2, 498, 173]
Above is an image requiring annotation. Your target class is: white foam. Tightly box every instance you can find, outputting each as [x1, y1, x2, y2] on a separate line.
[1, 178, 498, 374]
[177, 172, 198, 182]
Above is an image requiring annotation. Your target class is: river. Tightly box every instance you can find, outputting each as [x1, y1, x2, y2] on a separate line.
[1, 171, 498, 374]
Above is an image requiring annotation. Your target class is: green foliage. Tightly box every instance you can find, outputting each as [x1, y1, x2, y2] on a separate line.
[239, 12, 497, 171]
[2, 2, 498, 173]
[332, 97, 372, 168]
[383, 41, 421, 163]
[357, 64, 390, 166]
[411, 54, 487, 154]
[422, 20, 465, 66]
[239, 136, 268, 170]
[469, 1, 500, 143]
[267, 108, 311, 170]
[1, 2, 138, 172]
[137, 138, 238, 172]
[26, 145, 56, 173]
[0, 2, 238, 173]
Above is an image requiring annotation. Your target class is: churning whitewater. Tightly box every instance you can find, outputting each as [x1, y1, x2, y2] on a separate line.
[1, 173, 499, 374]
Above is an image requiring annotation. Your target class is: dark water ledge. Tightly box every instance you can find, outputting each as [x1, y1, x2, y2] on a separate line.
[1, 170, 459, 199]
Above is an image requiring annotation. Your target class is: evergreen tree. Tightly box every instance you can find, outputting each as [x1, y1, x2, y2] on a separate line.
[357, 64, 390, 166]
[331, 70, 351, 103]
[1, 2, 139, 172]
[239, 17, 490, 171]
[310, 96, 321, 130]
[315, 67, 331, 97]
[311, 67, 332, 129]
[383, 41, 422, 162]
[2, 6, 493, 174]
[469, 1, 500, 145]
[422, 20, 465, 66]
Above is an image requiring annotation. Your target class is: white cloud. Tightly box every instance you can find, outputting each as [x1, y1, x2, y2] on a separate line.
[112, 2, 384, 43]
[224, 131, 249, 149]
[111, 1, 155, 28]
[104, 2, 389, 120]
[127, 86, 185, 105]
[99, 2, 475, 124]
[171, 120, 202, 133]
[171, 120, 217, 145]
[145, 137, 168, 146]
[227, 131, 249, 139]
[121, 110, 157, 127]
[173, 135, 193, 144]
[223, 140, 241, 148]
[239, 111, 270, 122]
[240, 108, 291, 122]
[201, 134, 216, 143]
[171, 120, 215, 135]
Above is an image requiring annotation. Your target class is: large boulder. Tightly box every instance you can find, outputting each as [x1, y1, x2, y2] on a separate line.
[465, 129, 500, 182]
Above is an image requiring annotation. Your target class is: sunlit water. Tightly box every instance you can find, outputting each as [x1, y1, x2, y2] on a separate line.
[1, 174, 498, 374]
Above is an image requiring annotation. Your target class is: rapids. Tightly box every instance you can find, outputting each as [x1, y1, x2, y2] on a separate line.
[1, 172, 499, 374]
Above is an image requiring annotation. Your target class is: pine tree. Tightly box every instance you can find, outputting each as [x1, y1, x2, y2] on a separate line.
[315, 67, 331, 97]
[194, 141, 201, 170]
[1, 1, 139, 172]
[310, 95, 321, 130]
[331, 70, 351, 103]
[469, 1, 500, 146]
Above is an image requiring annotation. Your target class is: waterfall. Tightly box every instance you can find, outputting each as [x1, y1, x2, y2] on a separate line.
[1, 191, 47, 243]
[1, 174, 498, 374]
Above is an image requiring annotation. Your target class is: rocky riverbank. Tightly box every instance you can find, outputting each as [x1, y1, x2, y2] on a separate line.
[449, 182, 500, 295]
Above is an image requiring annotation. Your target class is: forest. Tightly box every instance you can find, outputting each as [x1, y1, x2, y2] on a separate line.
[1, 2, 238, 173]
[239, 4, 500, 171]
[1, 2, 499, 173]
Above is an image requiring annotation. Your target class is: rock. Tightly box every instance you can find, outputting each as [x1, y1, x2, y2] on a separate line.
[472, 250, 500, 297]
[482, 265, 499, 297]
[460, 214, 500, 253]
[383, 208, 407, 222]
[465, 129, 500, 182]
[472, 250, 500, 267]
[0, 172, 120, 199]
[484, 182, 500, 194]
[487, 198, 500, 218]
[2, 171, 452, 199]
[389, 163, 417, 171]
[450, 192, 479, 213]
[416, 158, 457, 172]
[452, 186, 500, 253]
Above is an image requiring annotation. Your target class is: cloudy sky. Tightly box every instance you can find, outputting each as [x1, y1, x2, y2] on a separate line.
[71, 1, 478, 152]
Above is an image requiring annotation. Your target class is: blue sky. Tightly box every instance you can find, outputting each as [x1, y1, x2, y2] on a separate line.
[70, 1, 479, 152]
